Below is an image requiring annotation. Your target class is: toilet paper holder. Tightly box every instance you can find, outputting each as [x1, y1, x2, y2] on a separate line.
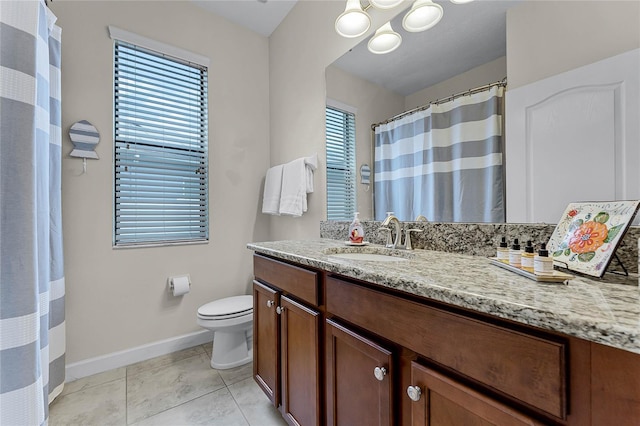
[168, 274, 191, 296]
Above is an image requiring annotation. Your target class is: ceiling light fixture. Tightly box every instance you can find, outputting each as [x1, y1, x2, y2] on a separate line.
[367, 22, 402, 54]
[369, 0, 404, 10]
[335, 0, 473, 54]
[335, 0, 371, 38]
[402, 0, 443, 33]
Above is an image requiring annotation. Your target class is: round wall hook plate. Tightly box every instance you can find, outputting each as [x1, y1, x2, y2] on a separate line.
[69, 120, 100, 159]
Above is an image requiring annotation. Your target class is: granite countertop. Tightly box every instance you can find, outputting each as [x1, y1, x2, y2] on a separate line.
[247, 238, 640, 355]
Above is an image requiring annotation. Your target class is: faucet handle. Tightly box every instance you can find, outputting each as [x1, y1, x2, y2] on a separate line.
[405, 228, 424, 250]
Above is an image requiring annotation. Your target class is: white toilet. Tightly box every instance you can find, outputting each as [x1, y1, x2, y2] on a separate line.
[197, 295, 254, 370]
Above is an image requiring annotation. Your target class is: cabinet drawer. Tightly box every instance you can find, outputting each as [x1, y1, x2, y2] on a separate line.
[254, 254, 319, 306]
[326, 276, 567, 419]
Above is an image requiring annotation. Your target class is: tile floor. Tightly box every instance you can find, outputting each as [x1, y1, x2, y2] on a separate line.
[49, 343, 287, 426]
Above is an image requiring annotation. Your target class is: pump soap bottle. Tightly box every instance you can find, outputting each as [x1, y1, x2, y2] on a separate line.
[348, 212, 365, 244]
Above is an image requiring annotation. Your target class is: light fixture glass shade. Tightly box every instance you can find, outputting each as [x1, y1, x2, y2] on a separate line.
[402, 0, 444, 32]
[450, 0, 474, 3]
[335, 0, 371, 38]
[367, 22, 402, 54]
[369, 0, 404, 9]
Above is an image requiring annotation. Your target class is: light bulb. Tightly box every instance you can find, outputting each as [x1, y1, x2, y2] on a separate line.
[335, 0, 371, 38]
[367, 22, 402, 55]
[402, 0, 443, 33]
[369, 0, 404, 9]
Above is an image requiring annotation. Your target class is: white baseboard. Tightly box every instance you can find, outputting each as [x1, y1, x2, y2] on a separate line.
[65, 329, 214, 382]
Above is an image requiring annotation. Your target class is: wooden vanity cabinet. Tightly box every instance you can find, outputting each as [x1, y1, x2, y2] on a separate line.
[325, 319, 394, 426]
[253, 252, 640, 426]
[253, 255, 321, 426]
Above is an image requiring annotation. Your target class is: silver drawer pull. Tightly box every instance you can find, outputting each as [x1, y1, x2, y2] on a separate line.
[373, 366, 387, 381]
[407, 385, 422, 402]
[276, 306, 284, 315]
[266, 300, 274, 308]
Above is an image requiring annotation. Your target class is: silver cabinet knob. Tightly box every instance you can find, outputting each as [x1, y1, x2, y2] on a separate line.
[266, 300, 274, 308]
[407, 385, 422, 402]
[276, 306, 284, 315]
[373, 366, 387, 381]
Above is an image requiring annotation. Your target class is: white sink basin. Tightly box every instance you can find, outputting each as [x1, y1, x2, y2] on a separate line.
[329, 252, 409, 262]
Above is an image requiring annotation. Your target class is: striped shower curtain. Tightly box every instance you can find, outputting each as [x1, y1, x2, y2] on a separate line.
[0, 1, 65, 424]
[374, 86, 505, 223]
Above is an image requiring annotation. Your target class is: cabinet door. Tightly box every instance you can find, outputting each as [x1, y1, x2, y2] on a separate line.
[280, 295, 321, 426]
[326, 319, 393, 426]
[408, 362, 541, 426]
[253, 280, 280, 407]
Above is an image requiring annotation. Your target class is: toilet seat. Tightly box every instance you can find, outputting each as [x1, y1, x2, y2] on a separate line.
[197, 295, 253, 320]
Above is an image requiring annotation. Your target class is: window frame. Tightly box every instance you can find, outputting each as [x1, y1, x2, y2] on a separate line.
[110, 28, 209, 248]
[325, 102, 357, 221]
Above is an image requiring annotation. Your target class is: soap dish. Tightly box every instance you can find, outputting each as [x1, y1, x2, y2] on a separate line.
[489, 258, 573, 283]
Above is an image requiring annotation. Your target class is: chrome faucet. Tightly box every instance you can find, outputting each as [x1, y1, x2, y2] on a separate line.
[380, 214, 402, 249]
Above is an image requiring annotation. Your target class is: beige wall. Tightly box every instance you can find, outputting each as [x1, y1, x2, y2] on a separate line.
[507, 1, 640, 90]
[405, 56, 507, 110]
[268, 0, 400, 239]
[51, 1, 270, 363]
[325, 66, 405, 219]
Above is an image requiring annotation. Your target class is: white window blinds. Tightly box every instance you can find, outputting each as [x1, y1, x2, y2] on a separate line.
[114, 40, 209, 246]
[325, 106, 356, 220]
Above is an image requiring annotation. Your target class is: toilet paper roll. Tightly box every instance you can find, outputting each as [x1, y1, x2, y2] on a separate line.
[169, 275, 190, 296]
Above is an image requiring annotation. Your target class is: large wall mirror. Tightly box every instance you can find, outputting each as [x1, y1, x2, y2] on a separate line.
[325, 0, 640, 224]
[326, 0, 515, 222]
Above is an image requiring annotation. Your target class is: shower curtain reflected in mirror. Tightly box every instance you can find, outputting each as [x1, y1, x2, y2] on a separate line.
[374, 86, 505, 223]
[0, 1, 65, 423]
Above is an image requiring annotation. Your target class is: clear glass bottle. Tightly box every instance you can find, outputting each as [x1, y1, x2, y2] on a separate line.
[509, 238, 522, 268]
[534, 242, 554, 274]
[497, 236, 509, 263]
[348, 212, 365, 244]
[521, 240, 535, 273]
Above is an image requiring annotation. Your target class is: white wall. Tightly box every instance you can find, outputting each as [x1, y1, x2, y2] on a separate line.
[51, 1, 270, 364]
[325, 66, 405, 219]
[507, 1, 640, 90]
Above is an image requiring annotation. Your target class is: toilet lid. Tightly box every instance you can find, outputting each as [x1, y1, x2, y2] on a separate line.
[198, 295, 253, 318]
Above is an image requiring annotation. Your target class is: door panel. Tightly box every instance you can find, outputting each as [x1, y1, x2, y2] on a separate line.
[326, 319, 393, 426]
[280, 295, 321, 426]
[253, 280, 279, 406]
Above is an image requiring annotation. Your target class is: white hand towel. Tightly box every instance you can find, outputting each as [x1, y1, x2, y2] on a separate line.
[262, 165, 283, 215]
[279, 158, 307, 217]
[304, 153, 318, 193]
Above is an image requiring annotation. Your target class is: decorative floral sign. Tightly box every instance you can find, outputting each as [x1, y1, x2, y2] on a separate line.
[547, 201, 640, 278]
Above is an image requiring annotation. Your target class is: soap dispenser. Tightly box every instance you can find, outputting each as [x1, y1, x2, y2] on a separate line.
[348, 212, 365, 244]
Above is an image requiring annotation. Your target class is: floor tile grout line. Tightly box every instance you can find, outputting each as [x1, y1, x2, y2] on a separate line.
[227, 380, 253, 426]
[126, 387, 230, 426]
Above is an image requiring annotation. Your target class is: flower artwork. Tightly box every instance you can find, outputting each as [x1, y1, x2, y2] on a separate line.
[547, 201, 640, 277]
